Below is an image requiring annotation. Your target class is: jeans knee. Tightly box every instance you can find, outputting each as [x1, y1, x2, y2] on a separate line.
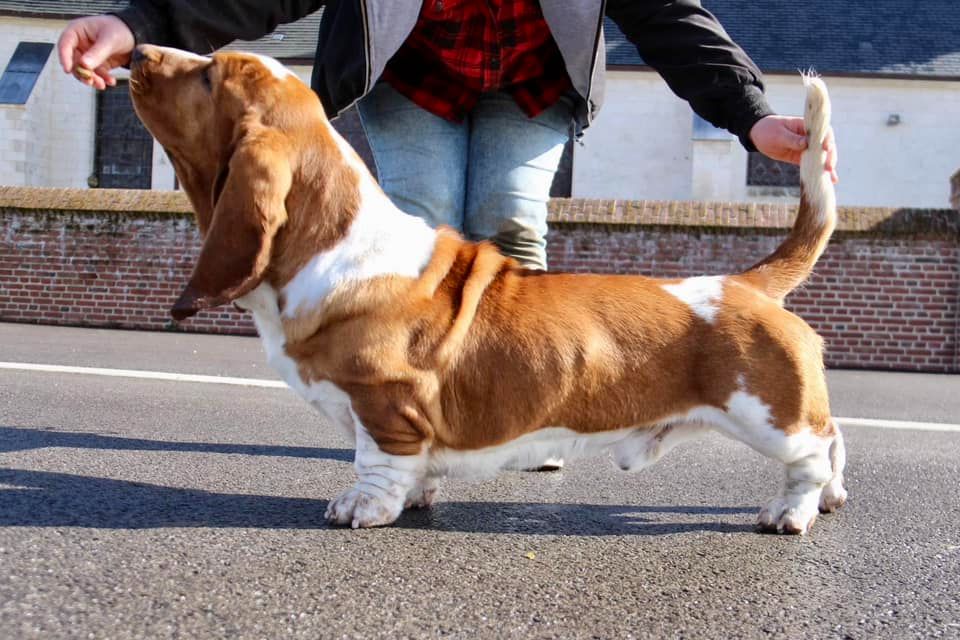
[489, 219, 548, 270]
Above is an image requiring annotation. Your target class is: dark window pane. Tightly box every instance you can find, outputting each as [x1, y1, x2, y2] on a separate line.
[95, 82, 153, 189]
[0, 42, 53, 105]
[747, 152, 800, 187]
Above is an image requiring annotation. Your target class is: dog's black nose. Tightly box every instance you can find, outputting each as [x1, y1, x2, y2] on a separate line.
[131, 46, 148, 65]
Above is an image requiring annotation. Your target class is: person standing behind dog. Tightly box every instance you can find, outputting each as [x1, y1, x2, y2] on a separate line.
[58, 0, 837, 472]
[58, 1, 837, 269]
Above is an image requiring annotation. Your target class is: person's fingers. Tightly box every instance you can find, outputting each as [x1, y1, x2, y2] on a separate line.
[59, 16, 133, 87]
[57, 27, 80, 72]
[78, 68, 100, 89]
[784, 127, 807, 151]
[73, 65, 108, 90]
[69, 58, 116, 90]
[823, 127, 839, 183]
[90, 64, 117, 87]
[774, 117, 808, 152]
[92, 64, 116, 87]
[79, 35, 119, 73]
[73, 64, 95, 84]
[86, 68, 108, 90]
[751, 115, 839, 181]
[823, 127, 836, 160]
[783, 117, 807, 136]
[790, 133, 808, 150]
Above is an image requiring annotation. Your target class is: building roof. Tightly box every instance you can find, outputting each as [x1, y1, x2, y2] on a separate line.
[0, 1, 125, 19]
[606, 1, 960, 78]
[220, 13, 322, 60]
[0, 0, 322, 59]
[2, 1, 958, 78]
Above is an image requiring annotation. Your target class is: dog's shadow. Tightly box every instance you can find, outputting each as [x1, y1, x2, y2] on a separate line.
[0, 425, 353, 461]
[399, 501, 755, 536]
[0, 426, 755, 536]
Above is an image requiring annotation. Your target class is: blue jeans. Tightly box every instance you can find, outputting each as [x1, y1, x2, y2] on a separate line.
[356, 83, 573, 270]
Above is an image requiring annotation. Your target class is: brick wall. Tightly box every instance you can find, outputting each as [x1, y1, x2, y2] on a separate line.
[548, 226, 958, 372]
[0, 189, 252, 335]
[1, 188, 958, 372]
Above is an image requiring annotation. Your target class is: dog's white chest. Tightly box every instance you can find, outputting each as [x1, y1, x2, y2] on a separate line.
[237, 284, 357, 442]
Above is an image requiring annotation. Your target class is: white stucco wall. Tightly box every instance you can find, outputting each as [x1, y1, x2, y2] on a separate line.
[0, 17, 97, 189]
[575, 69, 960, 208]
[0, 17, 310, 192]
[573, 72, 694, 201]
[3, 15, 957, 209]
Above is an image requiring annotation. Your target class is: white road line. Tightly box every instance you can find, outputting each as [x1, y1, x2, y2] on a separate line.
[835, 417, 960, 433]
[0, 362, 286, 388]
[1, 361, 958, 432]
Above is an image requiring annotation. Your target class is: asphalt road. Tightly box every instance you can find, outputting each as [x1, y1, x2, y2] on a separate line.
[1, 323, 959, 639]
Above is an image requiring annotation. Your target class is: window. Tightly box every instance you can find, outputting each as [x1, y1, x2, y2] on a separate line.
[692, 113, 735, 141]
[0, 42, 54, 105]
[747, 152, 800, 187]
[94, 81, 153, 189]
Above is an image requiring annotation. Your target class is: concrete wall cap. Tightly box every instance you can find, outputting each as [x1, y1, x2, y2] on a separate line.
[1, 187, 956, 236]
[0, 186, 191, 214]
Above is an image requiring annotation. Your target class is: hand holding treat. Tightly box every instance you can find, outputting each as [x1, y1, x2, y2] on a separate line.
[57, 14, 135, 90]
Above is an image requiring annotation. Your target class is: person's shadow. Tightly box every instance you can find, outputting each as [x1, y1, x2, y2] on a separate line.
[0, 426, 755, 535]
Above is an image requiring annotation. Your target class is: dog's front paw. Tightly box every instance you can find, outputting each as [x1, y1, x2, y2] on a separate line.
[404, 478, 441, 510]
[325, 487, 403, 529]
[818, 475, 847, 513]
[756, 496, 818, 535]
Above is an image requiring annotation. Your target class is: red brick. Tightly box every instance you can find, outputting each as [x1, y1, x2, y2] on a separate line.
[2, 207, 958, 372]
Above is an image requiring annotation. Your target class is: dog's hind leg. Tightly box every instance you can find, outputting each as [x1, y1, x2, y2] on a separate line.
[818, 424, 847, 513]
[754, 436, 833, 535]
[716, 392, 835, 535]
[612, 422, 711, 472]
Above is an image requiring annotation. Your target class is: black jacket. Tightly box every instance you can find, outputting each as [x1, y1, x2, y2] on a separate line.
[116, 0, 774, 148]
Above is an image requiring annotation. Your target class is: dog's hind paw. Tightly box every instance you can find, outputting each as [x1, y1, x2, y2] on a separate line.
[756, 496, 819, 535]
[325, 487, 403, 529]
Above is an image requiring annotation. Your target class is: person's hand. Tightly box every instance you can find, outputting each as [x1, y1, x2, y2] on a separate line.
[57, 15, 135, 90]
[749, 115, 839, 184]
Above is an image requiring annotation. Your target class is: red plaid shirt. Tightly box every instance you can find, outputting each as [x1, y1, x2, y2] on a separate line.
[381, 0, 573, 122]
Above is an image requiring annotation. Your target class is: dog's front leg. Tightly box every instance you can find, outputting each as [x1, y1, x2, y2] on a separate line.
[325, 423, 426, 528]
[404, 476, 442, 510]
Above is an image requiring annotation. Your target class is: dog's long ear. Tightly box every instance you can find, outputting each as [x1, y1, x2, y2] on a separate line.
[171, 133, 291, 321]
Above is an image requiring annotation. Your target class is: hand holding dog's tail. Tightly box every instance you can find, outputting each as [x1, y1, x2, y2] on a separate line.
[743, 75, 837, 302]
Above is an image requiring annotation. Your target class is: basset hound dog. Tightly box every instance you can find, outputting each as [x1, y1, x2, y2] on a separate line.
[130, 45, 846, 534]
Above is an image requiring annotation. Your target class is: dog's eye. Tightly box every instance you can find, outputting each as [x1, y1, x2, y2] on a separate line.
[200, 67, 212, 91]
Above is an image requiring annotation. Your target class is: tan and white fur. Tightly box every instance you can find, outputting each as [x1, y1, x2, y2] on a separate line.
[130, 46, 846, 535]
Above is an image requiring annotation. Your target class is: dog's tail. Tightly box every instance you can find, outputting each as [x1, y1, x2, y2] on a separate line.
[740, 75, 836, 303]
